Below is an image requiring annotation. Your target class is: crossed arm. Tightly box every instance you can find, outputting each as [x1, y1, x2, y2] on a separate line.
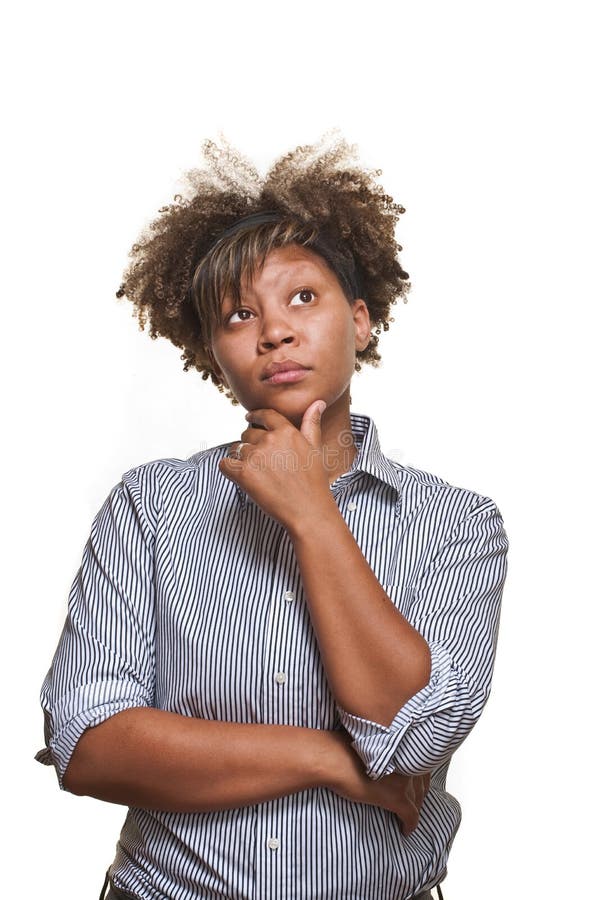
[62, 708, 428, 832]
[42, 470, 507, 827]
[60, 494, 433, 828]
[63, 492, 429, 832]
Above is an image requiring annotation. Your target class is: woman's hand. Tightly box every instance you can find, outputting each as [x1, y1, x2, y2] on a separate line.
[322, 729, 432, 835]
[219, 402, 337, 533]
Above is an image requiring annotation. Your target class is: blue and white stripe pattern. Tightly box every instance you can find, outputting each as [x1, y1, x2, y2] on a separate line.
[36, 412, 509, 900]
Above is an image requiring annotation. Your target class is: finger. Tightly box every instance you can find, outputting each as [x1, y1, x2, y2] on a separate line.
[413, 775, 425, 810]
[240, 427, 264, 444]
[218, 456, 244, 482]
[225, 441, 250, 459]
[398, 800, 419, 836]
[300, 400, 326, 448]
[413, 777, 425, 812]
[244, 409, 287, 430]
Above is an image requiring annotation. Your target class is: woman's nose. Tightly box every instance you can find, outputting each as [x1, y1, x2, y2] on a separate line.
[258, 310, 297, 350]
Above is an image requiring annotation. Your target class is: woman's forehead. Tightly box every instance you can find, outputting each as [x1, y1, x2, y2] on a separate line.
[239, 244, 334, 288]
[217, 241, 347, 314]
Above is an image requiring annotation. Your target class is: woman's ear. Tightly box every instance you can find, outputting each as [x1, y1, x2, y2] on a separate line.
[352, 299, 371, 351]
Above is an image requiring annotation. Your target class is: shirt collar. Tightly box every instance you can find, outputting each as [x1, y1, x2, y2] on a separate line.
[345, 412, 404, 497]
[233, 411, 404, 514]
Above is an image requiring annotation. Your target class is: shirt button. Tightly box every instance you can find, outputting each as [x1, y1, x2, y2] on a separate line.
[275, 671, 287, 685]
[348, 501, 357, 511]
[267, 837, 280, 850]
[283, 591, 295, 603]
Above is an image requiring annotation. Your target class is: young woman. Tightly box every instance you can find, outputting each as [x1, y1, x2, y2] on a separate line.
[36, 134, 509, 900]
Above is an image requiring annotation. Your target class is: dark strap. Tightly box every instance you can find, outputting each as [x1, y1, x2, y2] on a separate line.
[414, 884, 445, 900]
[98, 870, 110, 900]
[98, 869, 139, 900]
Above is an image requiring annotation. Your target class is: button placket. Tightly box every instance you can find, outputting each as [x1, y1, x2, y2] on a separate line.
[262, 533, 301, 728]
[257, 531, 291, 898]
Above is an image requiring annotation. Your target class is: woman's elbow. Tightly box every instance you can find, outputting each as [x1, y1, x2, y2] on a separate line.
[62, 720, 113, 795]
[63, 750, 88, 795]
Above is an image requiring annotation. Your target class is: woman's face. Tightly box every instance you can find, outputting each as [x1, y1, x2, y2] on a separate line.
[208, 244, 371, 426]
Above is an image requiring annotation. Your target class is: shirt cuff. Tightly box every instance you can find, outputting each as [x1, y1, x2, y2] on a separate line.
[336, 641, 455, 780]
[35, 679, 152, 789]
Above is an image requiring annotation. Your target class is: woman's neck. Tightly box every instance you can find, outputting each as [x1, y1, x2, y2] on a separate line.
[318, 392, 357, 485]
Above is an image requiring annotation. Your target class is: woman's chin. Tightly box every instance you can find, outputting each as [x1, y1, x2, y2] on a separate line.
[247, 390, 317, 419]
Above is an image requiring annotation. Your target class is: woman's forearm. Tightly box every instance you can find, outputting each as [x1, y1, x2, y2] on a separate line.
[63, 707, 335, 811]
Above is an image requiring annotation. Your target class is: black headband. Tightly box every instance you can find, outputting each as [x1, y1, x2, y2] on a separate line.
[207, 210, 285, 250]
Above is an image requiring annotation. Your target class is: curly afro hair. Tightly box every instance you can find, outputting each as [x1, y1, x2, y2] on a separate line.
[116, 131, 410, 407]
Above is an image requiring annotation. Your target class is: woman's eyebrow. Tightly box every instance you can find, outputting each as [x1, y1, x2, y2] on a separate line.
[250, 262, 325, 292]
[220, 259, 326, 309]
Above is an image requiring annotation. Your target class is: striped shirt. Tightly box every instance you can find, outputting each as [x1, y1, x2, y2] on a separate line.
[36, 411, 509, 900]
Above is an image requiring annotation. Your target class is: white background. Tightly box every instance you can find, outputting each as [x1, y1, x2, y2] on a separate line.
[4, 1, 597, 897]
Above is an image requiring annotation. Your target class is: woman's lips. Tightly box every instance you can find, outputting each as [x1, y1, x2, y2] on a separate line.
[263, 368, 311, 385]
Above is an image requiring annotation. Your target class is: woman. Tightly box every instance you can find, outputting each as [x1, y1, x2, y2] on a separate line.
[36, 133, 508, 899]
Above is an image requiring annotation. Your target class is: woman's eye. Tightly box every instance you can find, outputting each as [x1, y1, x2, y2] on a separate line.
[290, 289, 316, 305]
[226, 308, 253, 324]
[225, 290, 315, 324]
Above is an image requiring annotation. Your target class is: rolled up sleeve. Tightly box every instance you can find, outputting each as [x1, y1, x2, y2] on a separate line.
[337, 497, 509, 779]
[35, 467, 156, 789]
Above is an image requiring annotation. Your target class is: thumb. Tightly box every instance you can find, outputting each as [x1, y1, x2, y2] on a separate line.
[300, 400, 326, 445]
